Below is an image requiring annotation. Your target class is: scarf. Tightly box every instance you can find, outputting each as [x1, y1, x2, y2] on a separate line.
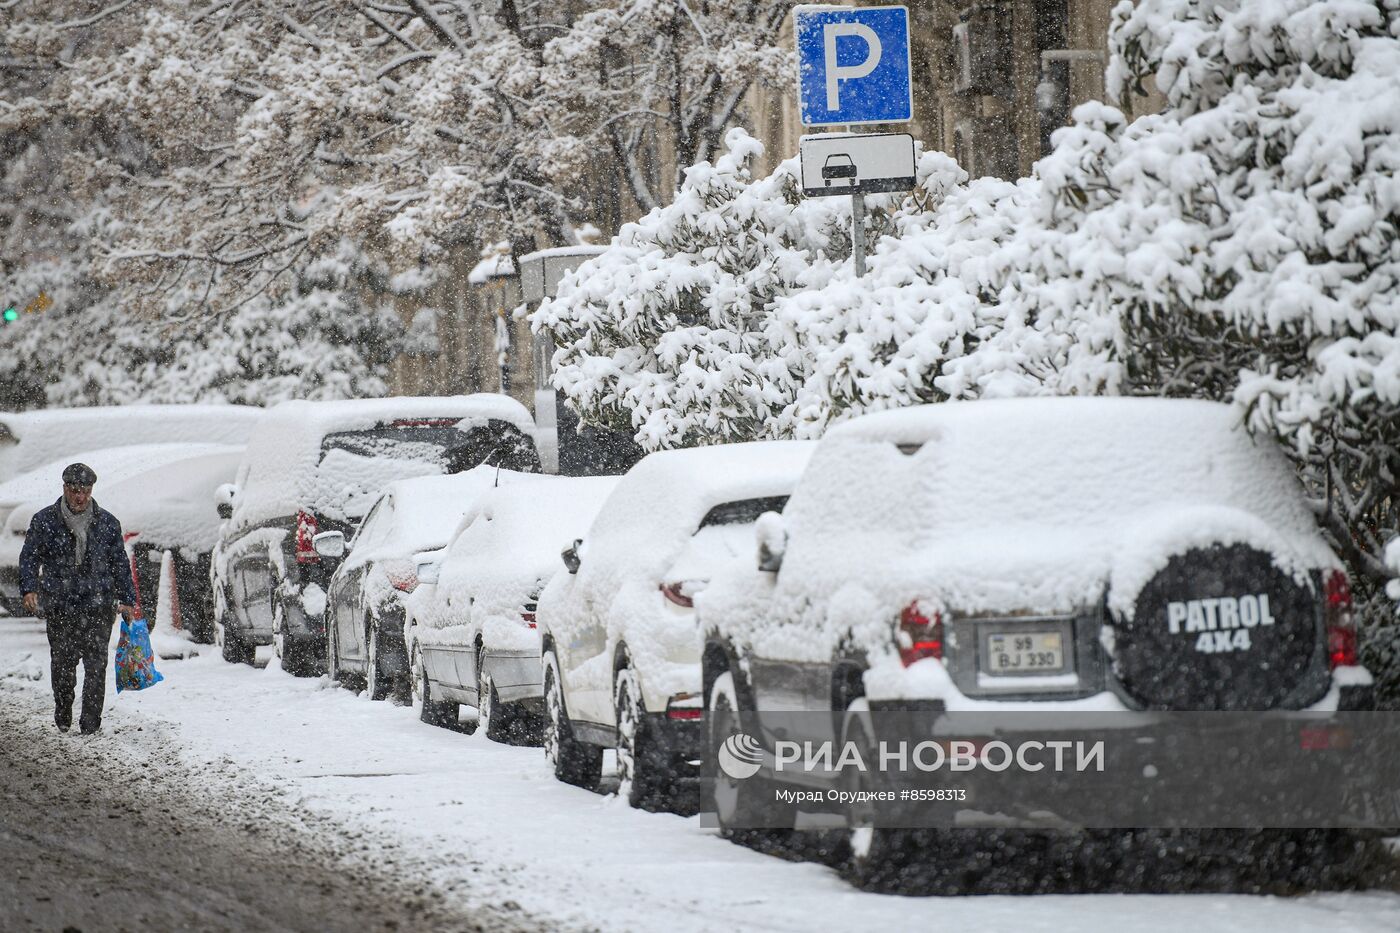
[60, 497, 96, 565]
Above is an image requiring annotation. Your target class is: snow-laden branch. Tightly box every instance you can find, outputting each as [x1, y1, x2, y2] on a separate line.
[403, 0, 469, 55]
[57, 0, 137, 30]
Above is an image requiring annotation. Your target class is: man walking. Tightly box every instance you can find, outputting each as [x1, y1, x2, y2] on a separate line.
[19, 463, 138, 734]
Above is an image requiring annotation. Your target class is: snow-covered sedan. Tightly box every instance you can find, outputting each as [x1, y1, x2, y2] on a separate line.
[537, 441, 814, 810]
[100, 446, 246, 642]
[211, 395, 538, 674]
[0, 404, 260, 486]
[0, 443, 242, 618]
[407, 474, 618, 741]
[319, 467, 540, 701]
[696, 398, 1373, 880]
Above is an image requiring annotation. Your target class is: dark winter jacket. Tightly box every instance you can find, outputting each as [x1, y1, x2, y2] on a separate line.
[19, 498, 136, 616]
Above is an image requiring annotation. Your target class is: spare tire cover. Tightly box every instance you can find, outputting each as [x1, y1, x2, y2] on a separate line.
[1110, 544, 1319, 710]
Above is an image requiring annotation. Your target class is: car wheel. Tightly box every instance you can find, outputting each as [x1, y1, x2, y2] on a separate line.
[418, 654, 461, 730]
[326, 611, 340, 683]
[839, 697, 925, 890]
[615, 666, 671, 810]
[273, 595, 320, 678]
[218, 619, 253, 666]
[543, 651, 602, 788]
[708, 669, 784, 843]
[478, 647, 521, 743]
[367, 620, 392, 701]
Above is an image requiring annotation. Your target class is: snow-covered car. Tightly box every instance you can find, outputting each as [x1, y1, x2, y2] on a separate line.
[538, 441, 815, 810]
[408, 473, 618, 742]
[211, 395, 538, 674]
[0, 443, 242, 617]
[0, 404, 260, 486]
[95, 447, 245, 642]
[321, 467, 542, 702]
[696, 398, 1373, 869]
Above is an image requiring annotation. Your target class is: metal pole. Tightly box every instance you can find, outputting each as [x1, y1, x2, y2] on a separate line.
[851, 191, 867, 277]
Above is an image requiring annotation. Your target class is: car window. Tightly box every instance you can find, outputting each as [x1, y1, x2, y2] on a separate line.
[350, 495, 396, 559]
[349, 498, 386, 549]
[319, 418, 537, 473]
[697, 496, 789, 530]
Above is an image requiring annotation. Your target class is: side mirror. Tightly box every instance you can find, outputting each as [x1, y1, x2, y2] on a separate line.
[214, 483, 238, 520]
[755, 511, 786, 573]
[562, 538, 583, 575]
[313, 530, 346, 559]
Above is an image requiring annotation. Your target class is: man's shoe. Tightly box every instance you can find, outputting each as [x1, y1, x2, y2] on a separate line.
[56, 722, 70, 733]
[79, 723, 101, 736]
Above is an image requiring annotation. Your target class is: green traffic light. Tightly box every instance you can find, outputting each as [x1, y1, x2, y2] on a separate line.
[2, 308, 17, 323]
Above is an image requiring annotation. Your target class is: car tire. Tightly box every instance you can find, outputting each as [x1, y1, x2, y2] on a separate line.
[273, 596, 321, 678]
[218, 619, 254, 666]
[326, 613, 341, 684]
[708, 669, 783, 844]
[477, 649, 516, 743]
[615, 666, 671, 811]
[543, 651, 602, 789]
[839, 698, 955, 892]
[367, 620, 392, 702]
[418, 653, 461, 730]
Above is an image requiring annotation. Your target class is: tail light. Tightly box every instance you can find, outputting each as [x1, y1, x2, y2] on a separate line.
[295, 510, 320, 564]
[898, 600, 943, 667]
[667, 692, 703, 720]
[660, 582, 694, 608]
[1325, 569, 1357, 669]
[384, 562, 418, 594]
[521, 602, 537, 629]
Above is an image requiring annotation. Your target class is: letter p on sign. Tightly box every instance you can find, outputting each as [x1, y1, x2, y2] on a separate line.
[796, 6, 912, 127]
[824, 23, 882, 111]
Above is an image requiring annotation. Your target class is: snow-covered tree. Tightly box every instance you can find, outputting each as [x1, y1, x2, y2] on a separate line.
[1092, 0, 1400, 696]
[0, 238, 406, 407]
[34, 0, 797, 313]
[535, 128, 855, 449]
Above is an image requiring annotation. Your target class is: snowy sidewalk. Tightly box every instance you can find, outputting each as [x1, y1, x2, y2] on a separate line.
[2, 618, 1398, 933]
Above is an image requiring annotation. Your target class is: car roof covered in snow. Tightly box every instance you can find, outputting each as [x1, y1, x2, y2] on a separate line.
[456, 474, 621, 564]
[0, 404, 261, 483]
[366, 467, 549, 557]
[773, 397, 1336, 618]
[98, 447, 245, 552]
[0, 444, 242, 559]
[0, 442, 238, 512]
[230, 395, 535, 528]
[582, 440, 815, 581]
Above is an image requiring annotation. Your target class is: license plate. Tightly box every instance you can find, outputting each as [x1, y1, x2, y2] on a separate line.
[983, 631, 1066, 675]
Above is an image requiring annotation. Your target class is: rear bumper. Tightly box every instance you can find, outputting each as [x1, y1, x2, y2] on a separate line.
[645, 712, 703, 776]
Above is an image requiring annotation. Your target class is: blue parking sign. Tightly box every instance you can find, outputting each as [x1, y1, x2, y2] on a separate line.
[796, 6, 912, 127]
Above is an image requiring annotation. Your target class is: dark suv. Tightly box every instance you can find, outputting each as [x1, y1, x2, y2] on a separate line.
[211, 395, 538, 674]
[697, 398, 1374, 881]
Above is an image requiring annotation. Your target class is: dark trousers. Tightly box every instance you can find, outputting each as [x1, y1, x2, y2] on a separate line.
[46, 610, 114, 732]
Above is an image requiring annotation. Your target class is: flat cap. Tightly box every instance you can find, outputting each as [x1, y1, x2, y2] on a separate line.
[62, 462, 97, 486]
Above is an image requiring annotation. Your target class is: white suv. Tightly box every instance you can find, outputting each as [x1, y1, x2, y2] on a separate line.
[536, 440, 814, 810]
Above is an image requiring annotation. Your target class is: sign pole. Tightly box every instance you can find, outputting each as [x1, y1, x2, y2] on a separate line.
[851, 191, 867, 277]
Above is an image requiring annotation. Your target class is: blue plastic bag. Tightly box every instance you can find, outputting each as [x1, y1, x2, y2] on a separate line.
[115, 616, 163, 692]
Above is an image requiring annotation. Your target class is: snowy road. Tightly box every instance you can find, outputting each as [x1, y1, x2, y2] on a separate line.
[2, 618, 1399, 933]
